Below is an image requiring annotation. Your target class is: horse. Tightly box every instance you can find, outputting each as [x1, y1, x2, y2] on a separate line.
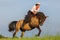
[8, 12, 48, 37]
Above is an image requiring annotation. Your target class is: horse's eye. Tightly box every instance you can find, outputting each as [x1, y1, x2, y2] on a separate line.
[40, 20, 41, 22]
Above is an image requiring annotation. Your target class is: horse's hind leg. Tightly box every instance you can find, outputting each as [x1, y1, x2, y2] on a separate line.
[13, 21, 21, 37]
[21, 31, 25, 38]
[36, 26, 41, 36]
[13, 28, 19, 37]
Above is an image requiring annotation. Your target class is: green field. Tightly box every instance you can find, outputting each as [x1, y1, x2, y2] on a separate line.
[0, 35, 60, 40]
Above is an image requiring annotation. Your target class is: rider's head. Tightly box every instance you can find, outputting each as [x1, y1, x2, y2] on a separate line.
[35, 2, 40, 8]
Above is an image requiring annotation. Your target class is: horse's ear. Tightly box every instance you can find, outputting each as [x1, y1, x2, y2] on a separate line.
[46, 16, 49, 18]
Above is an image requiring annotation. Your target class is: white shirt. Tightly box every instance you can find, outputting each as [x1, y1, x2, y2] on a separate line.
[30, 5, 40, 13]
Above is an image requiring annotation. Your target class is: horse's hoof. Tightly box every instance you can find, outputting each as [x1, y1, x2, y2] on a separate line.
[20, 35, 23, 38]
[35, 35, 39, 37]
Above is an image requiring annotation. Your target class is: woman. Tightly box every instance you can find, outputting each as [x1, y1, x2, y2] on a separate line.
[22, 2, 40, 28]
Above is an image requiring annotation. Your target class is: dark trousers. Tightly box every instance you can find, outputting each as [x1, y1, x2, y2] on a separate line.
[22, 10, 34, 28]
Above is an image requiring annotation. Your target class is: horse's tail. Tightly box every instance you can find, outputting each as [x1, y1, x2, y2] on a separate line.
[8, 21, 17, 32]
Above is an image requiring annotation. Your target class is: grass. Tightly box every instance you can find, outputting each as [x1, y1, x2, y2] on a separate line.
[0, 34, 60, 40]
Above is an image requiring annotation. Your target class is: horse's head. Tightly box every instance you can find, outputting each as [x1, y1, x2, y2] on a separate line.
[36, 12, 48, 26]
[40, 16, 48, 26]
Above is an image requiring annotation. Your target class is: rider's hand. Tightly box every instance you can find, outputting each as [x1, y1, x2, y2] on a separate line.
[32, 11, 37, 15]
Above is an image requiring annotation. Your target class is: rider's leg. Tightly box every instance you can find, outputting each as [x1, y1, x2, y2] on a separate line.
[21, 10, 33, 28]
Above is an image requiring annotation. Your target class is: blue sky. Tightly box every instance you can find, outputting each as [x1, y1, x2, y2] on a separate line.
[0, 0, 60, 37]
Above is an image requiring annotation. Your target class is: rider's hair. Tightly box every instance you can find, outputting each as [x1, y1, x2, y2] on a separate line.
[35, 4, 39, 6]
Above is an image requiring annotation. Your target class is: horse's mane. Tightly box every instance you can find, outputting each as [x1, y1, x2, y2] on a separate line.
[36, 12, 46, 19]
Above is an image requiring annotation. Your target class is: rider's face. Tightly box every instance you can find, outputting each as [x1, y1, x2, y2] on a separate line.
[36, 4, 40, 8]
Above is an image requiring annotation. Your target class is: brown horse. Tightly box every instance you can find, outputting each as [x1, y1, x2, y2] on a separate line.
[8, 12, 48, 37]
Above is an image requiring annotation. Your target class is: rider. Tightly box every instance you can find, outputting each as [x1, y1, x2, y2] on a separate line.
[22, 2, 40, 28]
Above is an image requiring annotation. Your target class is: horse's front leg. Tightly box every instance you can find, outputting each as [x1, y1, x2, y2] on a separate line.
[36, 26, 41, 36]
